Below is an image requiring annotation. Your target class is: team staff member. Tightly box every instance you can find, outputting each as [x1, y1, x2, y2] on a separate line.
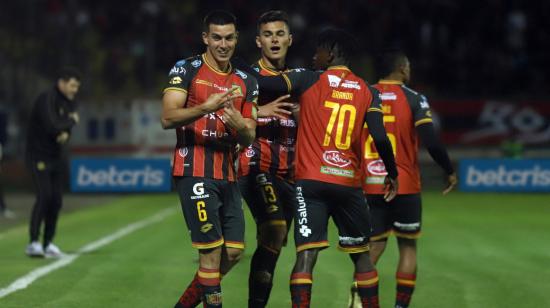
[25, 67, 81, 258]
[357, 50, 457, 308]
[236, 29, 398, 308]
[237, 10, 297, 308]
[162, 11, 258, 308]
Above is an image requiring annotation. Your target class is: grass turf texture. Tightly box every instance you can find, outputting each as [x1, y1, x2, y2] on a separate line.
[0, 192, 549, 307]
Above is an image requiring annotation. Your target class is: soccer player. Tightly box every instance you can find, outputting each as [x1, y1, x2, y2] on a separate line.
[25, 67, 81, 258]
[235, 29, 399, 308]
[358, 50, 457, 308]
[237, 10, 297, 308]
[161, 11, 258, 308]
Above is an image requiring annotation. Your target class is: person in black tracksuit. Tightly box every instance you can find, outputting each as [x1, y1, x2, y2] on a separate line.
[25, 68, 81, 258]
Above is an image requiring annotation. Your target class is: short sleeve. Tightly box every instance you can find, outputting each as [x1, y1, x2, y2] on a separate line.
[282, 69, 321, 96]
[411, 93, 433, 127]
[163, 59, 194, 93]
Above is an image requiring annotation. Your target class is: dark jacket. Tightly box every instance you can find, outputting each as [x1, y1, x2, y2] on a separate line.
[25, 86, 77, 162]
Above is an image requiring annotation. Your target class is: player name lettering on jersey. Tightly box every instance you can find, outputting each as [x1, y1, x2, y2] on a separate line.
[331, 90, 354, 100]
[380, 92, 397, 100]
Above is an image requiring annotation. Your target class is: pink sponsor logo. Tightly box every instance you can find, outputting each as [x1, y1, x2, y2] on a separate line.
[367, 160, 387, 175]
[323, 151, 351, 168]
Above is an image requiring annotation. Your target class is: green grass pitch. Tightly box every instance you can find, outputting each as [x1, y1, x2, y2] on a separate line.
[0, 192, 549, 307]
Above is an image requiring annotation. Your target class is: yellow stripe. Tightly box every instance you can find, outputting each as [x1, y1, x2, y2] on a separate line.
[258, 59, 280, 76]
[192, 238, 224, 250]
[282, 74, 292, 92]
[337, 244, 370, 253]
[198, 271, 221, 279]
[370, 230, 392, 241]
[414, 118, 433, 127]
[202, 53, 231, 75]
[378, 79, 403, 85]
[397, 279, 416, 286]
[290, 278, 313, 285]
[163, 87, 188, 94]
[224, 241, 245, 249]
[356, 277, 379, 286]
[327, 65, 350, 71]
[296, 242, 329, 252]
[393, 231, 421, 239]
[368, 108, 383, 113]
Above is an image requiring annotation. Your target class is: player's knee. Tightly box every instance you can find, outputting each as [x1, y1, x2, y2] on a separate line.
[252, 270, 273, 284]
[397, 237, 417, 249]
[259, 225, 287, 251]
[225, 248, 243, 263]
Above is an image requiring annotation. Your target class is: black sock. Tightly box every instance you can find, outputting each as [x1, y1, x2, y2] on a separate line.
[248, 245, 279, 308]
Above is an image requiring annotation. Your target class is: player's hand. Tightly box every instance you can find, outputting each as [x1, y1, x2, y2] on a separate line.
[383, 176, 398, 202]
[56, 131, 70, 144]
[257, 95, 293, 119]
[442, 172, 457, 195]
[69, 112, 80, 124]
[223, 101, 247, 132]
[202, 87, 243, 114]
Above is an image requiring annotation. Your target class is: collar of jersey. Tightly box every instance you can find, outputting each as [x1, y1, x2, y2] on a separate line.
[378, 79, 403, 85]
[258, 58, 283, 75]
[202, 53, 232, 76]
[327, 65, 350, 71]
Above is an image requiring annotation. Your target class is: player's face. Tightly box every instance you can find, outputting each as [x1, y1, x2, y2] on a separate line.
[256, 21, 292, 62]
[312, 47, 331, 70]
[203, 24, 238, 63]
[57, 78, 80, 101]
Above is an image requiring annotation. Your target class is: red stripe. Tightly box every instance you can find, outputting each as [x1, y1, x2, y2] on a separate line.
[193, 120, 205, 177]
[396, 272, 416, 280]
[278, 146, 288, 177]
[291, 273, 312, 279]
[355, 271, 378, 280]
[227, 151, 235, 181]
[213, 150, 223, 179]
[259, 141, 271, 173]
[199, 267, 219, 273]
[197, 276, 220, 287]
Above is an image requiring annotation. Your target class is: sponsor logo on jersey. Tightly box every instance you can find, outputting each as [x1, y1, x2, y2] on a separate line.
[393, 221, 421, 231]
[341, 80, 361, 90]
[328, 75, 342, 88]
[320, 166, 355, 178]
[380, 92, 397, 100]
[235, 69, 247, 79]
[191, 59, 202, 67]
[323, 150, 352, 168]
[367, 159, 388, 176]
[169, 76, 182, 85]
[331, 90, 354, 100]
[339, 236, 366, 246]
[419, 95, 430, 108]
[191, 182, 210, 200]
[178, 147, 188, 158]
[169, 66, 186, 76]
[200, 223, 214, 233]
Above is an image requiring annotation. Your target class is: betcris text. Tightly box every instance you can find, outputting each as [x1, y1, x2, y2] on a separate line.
[71, 158, 171, 192]
[460, 159, 550, 192]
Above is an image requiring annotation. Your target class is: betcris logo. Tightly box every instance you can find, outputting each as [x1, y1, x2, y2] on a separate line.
[460, 159, 550, 192]
[71, 158, 171, 192]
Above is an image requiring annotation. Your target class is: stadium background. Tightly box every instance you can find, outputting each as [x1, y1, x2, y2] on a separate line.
[1, 0, 549, 307]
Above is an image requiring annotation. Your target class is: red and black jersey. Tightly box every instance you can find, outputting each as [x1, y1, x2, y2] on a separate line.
[238, 59, 297, 180]
[362, 80, 433, 194]
[163, 54, 258, 182]
[283, 66, 383, 187]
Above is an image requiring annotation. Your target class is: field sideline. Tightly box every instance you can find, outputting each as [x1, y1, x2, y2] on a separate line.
[0, 192, 549, 307]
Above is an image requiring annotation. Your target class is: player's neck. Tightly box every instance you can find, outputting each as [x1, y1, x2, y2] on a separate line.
[204, 51, 232, 73]
[380, 74, 404, 84]
[260, 57, 285, 72]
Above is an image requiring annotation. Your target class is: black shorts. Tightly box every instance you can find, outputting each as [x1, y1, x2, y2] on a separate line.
[175, 176, 245, 250]
[294, 180, 371, 253]
[366, 194, 422, 241]
[238, 172, 295, 230]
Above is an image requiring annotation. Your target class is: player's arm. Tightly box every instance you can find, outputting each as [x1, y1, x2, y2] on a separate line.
[232, 58, 289, 93]
[223, 78, 259, 147]
[36, 93, 76, 137]
[412, 93, 457, 194]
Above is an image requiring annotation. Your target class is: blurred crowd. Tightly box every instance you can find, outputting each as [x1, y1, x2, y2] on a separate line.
[0, 0, 548, 108]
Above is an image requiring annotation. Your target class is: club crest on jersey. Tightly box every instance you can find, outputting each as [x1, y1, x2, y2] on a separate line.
[328, 75, 342, 88]
[323, 150, 351, 168]
[245, 147, 255, 158]
[367, 159, 388, 176]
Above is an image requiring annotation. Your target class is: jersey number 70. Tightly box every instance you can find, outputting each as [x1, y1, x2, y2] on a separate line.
[323, 101, 357, 150]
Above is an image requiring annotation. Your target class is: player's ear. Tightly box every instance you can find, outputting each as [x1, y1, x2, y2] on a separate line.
[256, 36, 262, 48]
[202, 32, 208, 45]
[288, 33, 293, 47]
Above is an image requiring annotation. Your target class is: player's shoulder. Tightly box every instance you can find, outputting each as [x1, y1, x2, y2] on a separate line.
[400, 85, 426, 100]
[233, 68, 258, 92]
[168, 54, 202, 75]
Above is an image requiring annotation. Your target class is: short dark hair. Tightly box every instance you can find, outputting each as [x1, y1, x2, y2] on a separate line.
[257, 10, 290, 34]
[56, 67, 81, 82]
[317, 28, 357, 65]
[203, 10, 237, 32]
[376, 49, 408, 79]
